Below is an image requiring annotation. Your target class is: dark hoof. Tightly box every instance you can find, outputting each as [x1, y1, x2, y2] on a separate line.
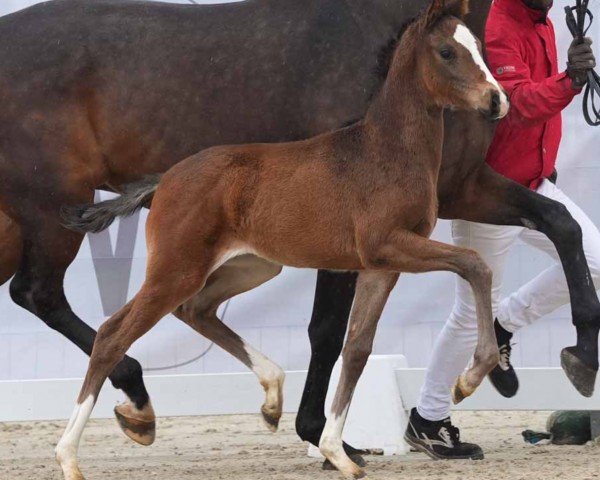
[343, 442, 382, 457]
[114, 406, 156, 446]
[561, 347, 598, 398]
[362, 448, 383, 456]
[350, 453, 367, 467]
[261, 407, 280, 432]
[322, 453, 366, 471]
[344, 445, 366, 456]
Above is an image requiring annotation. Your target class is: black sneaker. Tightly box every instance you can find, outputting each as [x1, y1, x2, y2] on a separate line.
[488, 319, 519, 398]
[404, 408, 484, 460]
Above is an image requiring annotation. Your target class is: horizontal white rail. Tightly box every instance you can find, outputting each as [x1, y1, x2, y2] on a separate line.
[0, 371, 308, 422]
[397, 367, 600, 411]
[1, 366, 598, 423]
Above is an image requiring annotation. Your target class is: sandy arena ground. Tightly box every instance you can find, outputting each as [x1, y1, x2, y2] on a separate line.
[0, 411, 599, 479]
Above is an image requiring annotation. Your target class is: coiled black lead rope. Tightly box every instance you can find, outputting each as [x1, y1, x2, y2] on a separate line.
[566, 0, 600, 126]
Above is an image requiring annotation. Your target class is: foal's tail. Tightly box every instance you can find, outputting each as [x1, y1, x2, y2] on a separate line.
[61, 175, 161, 234]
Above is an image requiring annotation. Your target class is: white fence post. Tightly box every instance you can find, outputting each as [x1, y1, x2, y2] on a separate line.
[308, 354, 410, 458]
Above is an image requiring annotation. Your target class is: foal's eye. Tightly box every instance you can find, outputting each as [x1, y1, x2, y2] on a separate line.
[440, 48, 455, 60]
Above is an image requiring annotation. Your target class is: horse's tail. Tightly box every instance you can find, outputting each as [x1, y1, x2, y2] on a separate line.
[61, 174, 161, 234]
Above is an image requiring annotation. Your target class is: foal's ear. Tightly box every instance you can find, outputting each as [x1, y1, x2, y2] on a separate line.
[425, 0, 447, 28]
[445, 0, 470, 19]
[425, 0, 469, 28]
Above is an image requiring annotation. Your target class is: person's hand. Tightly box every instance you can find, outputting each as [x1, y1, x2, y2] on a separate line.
[567, 37, 596, 88]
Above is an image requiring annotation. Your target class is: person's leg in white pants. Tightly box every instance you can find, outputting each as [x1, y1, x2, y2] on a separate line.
[417, 221, 521, 420]
[418, 180, 600, 422]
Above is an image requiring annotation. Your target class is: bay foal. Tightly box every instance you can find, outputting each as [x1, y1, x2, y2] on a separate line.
[3, 0, 599, 457]
[57, 1, 508, 478]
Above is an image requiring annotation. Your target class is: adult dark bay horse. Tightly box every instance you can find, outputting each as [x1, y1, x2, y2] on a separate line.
[0, 0, 598, 457]
[57, 2, 506, 477]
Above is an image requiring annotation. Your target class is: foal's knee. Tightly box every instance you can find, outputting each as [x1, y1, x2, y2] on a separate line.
[94, 318, 131, 362]
[459, 250, 492, 289]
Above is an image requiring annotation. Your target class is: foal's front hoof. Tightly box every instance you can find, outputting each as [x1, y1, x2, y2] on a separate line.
[114, 401, 156, 446]
[561, 347, 598, 397]
[347, 465, 368, 479]
[322, 453, 367, 470]
[320, 439, 369, 479]
[451, 374, 474, 405]
[321, 459, 367, 478]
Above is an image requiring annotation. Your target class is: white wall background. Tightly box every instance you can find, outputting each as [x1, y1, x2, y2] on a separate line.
[0, 0, 598, 382]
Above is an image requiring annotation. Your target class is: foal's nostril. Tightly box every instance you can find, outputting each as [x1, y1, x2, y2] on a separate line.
[491, 91, 501, 115]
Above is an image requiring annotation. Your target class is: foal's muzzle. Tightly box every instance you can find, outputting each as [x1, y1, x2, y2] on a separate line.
[481, 88, 510, 121]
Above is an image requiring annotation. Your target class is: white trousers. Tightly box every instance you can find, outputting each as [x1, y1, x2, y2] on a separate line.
[417, 179, 600, 421]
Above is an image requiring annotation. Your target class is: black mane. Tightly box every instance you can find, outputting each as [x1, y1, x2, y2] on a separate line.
[373, 15, 419, 87]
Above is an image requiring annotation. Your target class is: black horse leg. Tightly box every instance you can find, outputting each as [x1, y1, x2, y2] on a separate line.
[8, 224, 152, 437]
[296, 270, 366, 464]
[442, 166, 600, 396]
[0, 210, 21, 286]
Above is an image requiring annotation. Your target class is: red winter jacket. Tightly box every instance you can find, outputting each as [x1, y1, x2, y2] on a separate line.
[485, 0, 581, 189]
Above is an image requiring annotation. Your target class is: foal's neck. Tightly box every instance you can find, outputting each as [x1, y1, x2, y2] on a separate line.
[364, 49, 444, 161]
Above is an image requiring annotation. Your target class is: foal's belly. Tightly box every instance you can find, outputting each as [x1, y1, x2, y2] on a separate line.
[245, 218, 364, 271]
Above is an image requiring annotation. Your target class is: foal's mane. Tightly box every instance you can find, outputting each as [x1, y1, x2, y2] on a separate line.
[373, 15, 419, 87]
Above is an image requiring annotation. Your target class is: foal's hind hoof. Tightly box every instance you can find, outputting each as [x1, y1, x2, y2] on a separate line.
[114, 402, 156, 446]
[65, 470, 86, 480]
[561, 347, 598, 398]
[322, 453, 366, 470]
[452, 374, 474, 405]
[62, 468, 85, 480]
[261, 406, 281, 432]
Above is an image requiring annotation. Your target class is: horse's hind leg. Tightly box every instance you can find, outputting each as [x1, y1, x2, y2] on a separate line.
[0, 119, 151, 444]
[319, 271, 398, 479]
[57, 263, 211, 480]
[9, 214, 152, 445]
[0, 210, 21, 285]
[175, 255, 286, 431]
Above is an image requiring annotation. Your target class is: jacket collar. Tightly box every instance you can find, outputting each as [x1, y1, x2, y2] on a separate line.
[494, 0, 550, 26]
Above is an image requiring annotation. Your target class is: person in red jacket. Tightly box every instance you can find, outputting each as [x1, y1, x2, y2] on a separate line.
[404, 0, 598, 460]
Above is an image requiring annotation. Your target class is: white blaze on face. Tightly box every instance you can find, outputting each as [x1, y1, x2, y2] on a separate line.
[453, 23, 508, 106]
